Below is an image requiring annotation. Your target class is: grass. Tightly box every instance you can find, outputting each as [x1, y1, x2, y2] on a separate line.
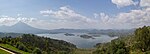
[0, 44, 95, 54]
[0, 44, 30, 54]
[72, 48, 95, 54]
[0, 49, 10, 54]
[130, 50, 145, 54]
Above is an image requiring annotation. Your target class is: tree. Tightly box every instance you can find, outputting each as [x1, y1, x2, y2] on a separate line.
[32, 48, 42, 54]
[16, 42, 28, 52]
[134, 26, 150, 52]
[109, 39, 129, 54]
[116, 49, 126, 54]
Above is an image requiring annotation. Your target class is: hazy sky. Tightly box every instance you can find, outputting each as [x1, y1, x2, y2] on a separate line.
[0, 0, 150, 30]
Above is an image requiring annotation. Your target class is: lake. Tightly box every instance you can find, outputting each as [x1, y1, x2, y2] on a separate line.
[36, 33, 118, 48]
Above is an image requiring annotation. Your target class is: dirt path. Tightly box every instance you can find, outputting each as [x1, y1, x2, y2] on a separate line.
[0, 47, 16, 54]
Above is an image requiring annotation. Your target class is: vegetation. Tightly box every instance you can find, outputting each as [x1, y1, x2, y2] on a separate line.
[72, 48, 95, 54]
[80, 35, 94, 39]
[0, 44, 29, 54]
[0, 34, 76, 54]
[0, 26, 149, 54]
[32, 48, 42, 54]
[93, 26, 150, 54]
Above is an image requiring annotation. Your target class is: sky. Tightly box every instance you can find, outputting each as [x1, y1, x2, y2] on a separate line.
[0, 0, 150, 30]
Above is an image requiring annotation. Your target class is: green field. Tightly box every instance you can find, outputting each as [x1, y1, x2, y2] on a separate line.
[0, 49, 10, 54]
[0, 44, 30, 54]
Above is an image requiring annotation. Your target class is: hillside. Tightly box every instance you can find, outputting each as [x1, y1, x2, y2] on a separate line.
[93, 26, 150, 54]
[0, 34, 76, 54]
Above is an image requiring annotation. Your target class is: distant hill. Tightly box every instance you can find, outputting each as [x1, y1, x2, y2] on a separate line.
[0, 32, 23, 38]
[0, 21, 49, 34]
[0, 21, 135, 35]
[49, 28, 95, 33]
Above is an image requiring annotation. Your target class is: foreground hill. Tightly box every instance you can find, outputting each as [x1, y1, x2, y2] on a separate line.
[93, 26, 150, 54]
[0, 34, 76, 54]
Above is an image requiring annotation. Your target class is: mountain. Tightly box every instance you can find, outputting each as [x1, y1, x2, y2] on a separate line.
[0, 21, 135, 34]
[0, 21, 49, 33]
[49, 28, 135, 33]
[0, 21, 93, 33]
[49, 28, 94, 33]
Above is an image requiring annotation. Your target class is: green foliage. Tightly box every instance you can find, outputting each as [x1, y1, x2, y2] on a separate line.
[0, 34, 76, 54]
[93, 38, 129, 54]
[32, 48, 42, 54]
[72, 49, 94, 54]
[134, 26, 150, 52]
[0, 49, 11, 54]
[116, 49, 126, 54]
[16, 42, 28, 52]
[0, 44, 30, 54]
[145, 51, 150, 54]
[111, 39, 129, 54]
[94, 26, 150, 54]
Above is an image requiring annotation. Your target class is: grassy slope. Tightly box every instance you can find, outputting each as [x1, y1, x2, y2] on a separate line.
[0, 49, 10, 54]
[0, 44, 30, 54]
[0, 43, 96, 54]
[73, 48, 95, 54]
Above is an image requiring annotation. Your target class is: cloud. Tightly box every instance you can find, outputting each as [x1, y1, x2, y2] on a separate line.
[111, 0, 150, 8]
[140, 0, 150, 7]
[35, 2, 150, 29]
[90, 0, 150, 29]
[94, 7, 150, 29]
[1, 0, 150, 30]
[0, 15, 98, 29]
[111, 0, 150, 28]
[94, 13, 99, 18]
[40, 6, 87, 20]
[40, 6, 98, 27]
[39, 5, 150, 29]
[94, 13, 110, 23]
[0, 15, 54, 29]
[0, 16, 37, 26]
[17, 14, 22, 17]
[111, 0, 136, 8]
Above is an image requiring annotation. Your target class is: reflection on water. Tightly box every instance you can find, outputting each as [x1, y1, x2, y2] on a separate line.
[36, 33, 118, 48]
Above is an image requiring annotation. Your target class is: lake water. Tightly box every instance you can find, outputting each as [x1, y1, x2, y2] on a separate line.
[36, 33, 118, 48]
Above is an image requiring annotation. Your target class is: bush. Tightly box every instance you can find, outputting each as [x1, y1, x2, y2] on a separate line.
[134, 26, 150, 52]
[16, 42, 28, 52]
[145, 51, 150, 54]
[32, 48, 42, 54]
[116, 49, 126, 54]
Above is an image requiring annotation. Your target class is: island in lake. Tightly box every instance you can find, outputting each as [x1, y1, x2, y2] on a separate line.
[64, 33, 75, 36]
[80, 34, 95, 39]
